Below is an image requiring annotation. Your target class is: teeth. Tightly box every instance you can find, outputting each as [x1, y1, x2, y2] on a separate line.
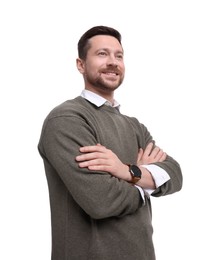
[106, 72, 116, 75]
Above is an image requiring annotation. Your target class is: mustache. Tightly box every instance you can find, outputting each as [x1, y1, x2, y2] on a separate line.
[100, 68, 121, 75]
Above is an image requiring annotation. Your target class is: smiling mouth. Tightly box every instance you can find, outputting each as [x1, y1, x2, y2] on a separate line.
[102, 73, 119, 80]
[102, 71, 119, 76]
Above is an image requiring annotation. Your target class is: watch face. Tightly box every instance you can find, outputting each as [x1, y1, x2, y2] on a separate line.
[130, 165, 142, 178]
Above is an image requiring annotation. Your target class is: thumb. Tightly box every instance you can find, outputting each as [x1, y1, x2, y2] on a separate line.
[137, 148, 143, 163]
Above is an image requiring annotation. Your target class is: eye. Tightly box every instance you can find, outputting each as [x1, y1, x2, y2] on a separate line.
[98, 51, 107, 56]
[116, 54, 123, 60]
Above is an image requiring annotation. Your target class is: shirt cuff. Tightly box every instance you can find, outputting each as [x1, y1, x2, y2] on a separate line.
[141, 164, 171, 196]
[134, 185, 145, 203]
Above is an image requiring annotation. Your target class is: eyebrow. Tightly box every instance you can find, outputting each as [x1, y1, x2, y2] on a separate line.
[97, 48, 124, 54]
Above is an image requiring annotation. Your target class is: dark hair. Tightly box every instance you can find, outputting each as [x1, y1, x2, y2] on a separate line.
[77, 25, 122, 60]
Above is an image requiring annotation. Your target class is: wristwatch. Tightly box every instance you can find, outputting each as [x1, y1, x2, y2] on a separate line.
[128, 164, 142, 184]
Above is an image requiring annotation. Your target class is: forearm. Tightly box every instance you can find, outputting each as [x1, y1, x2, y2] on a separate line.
[136, 166, 156, 189]
[122, 164, 156, 189]
[150, 155, 183, 196]
[40, 117, 143, 219]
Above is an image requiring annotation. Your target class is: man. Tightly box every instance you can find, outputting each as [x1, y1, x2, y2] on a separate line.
[38, 25, 183, 260]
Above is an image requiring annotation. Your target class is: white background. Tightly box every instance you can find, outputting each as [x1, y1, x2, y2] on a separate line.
[0, 0, 214, 259]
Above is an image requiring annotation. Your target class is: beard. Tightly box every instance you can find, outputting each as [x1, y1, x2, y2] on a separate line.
[84, 69, 124, 94]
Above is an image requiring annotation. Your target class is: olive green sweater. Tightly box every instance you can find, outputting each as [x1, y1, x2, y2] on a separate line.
[38, 96, 182, 260]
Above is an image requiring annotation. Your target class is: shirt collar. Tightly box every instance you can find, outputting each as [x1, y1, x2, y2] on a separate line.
[80, 89, 120, 109]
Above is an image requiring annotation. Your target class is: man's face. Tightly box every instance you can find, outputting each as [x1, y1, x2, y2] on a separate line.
[78, 35, 125, 96]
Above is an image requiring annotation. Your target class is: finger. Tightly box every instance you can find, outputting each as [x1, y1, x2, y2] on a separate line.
[96, 143, 102, 146]
[158, 152, 167, 162]
[76, 152, 104, 161]
[137, 148, 144, 162]
[153, 149, 163, 160]
[154, 149, 166, 161]
[79, 145, 105, 153]
[150, 146, 160, 158]
[78, 158, 108, 168]
[144, 142, 154, 156]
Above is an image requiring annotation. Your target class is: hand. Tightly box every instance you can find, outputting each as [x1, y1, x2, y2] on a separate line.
[137, 142, 167, 166]
[76, 144, 130, 181]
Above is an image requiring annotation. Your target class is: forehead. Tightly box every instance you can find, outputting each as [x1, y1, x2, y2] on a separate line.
[88, 35, 123, 52]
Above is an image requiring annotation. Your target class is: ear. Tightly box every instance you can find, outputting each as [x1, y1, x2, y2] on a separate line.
[76, 58, 85, 74]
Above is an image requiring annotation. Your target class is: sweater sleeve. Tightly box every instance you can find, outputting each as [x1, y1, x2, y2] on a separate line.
[139, 124, 183, 197]
[150, 155, 183, 197]
[38, 115, 143, 219]
[129, 117, 183, 197]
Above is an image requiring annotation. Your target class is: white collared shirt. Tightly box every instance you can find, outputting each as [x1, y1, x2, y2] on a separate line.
[81, 89, 120, 108]
[80, 89, 170, 200]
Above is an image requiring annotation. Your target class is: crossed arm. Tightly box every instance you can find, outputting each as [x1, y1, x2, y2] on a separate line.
[76, 142, 166, 190]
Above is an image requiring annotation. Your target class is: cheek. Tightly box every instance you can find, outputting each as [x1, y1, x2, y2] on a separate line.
[84, 64, 100, 78]
[86, 60, 102, 71]
[118, 60, 125, 70]
[120, 64, 125, 75]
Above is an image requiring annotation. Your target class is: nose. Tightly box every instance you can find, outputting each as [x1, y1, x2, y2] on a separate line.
[107, 54, 118, 66]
